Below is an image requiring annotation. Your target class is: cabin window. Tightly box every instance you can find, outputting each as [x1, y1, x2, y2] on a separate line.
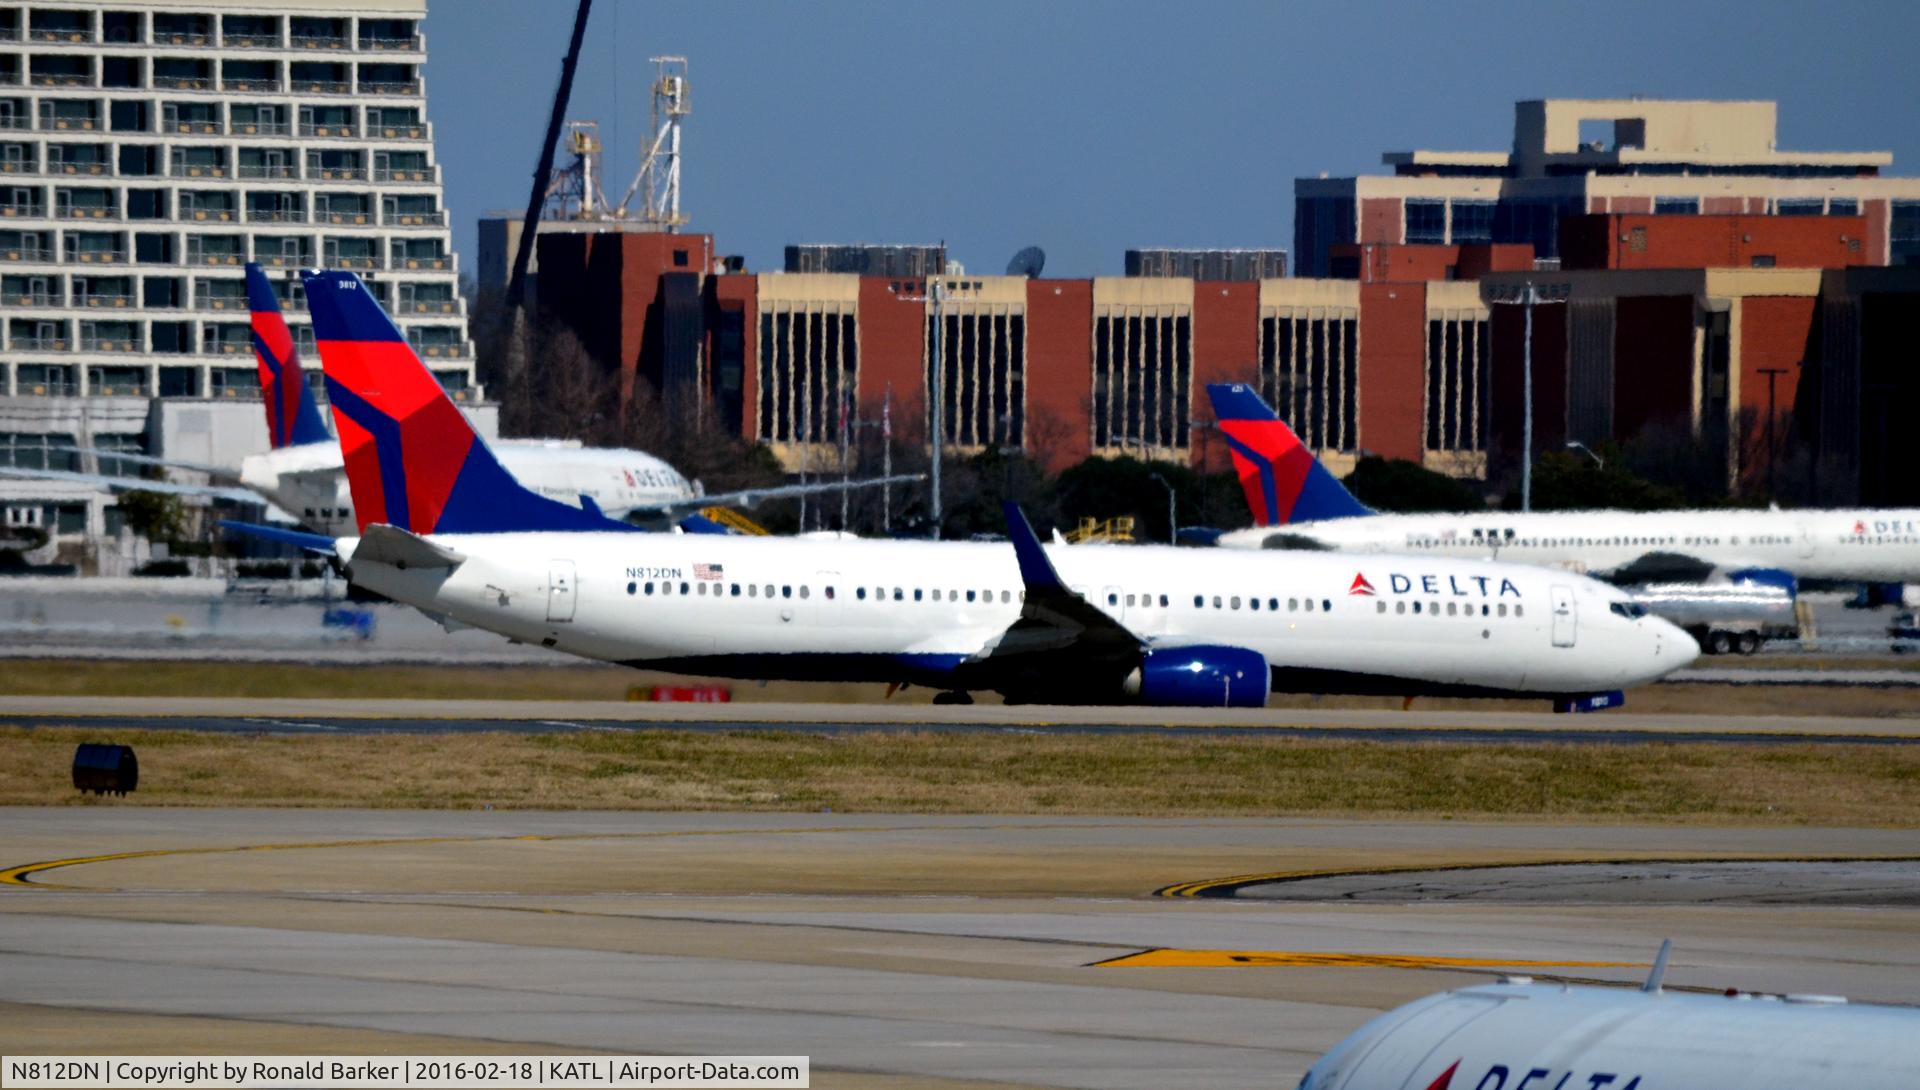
[1305, 599, 1315, 613]
[1267, 598, 1278, 611]
[764, 584, 774, 597]
[644, 582, 654, 595]
[697, 583, 707, 596]
[1514, 605, 1524, 617]
[1481, 604, 1489, 616]
[1108, 592, 1118, 606]
[1413, 602, 1422, 614]
[893, 588, 903, 601]
[731, 584, 741, 597]
[1377, 601, 1386, 614]
[1249, 598, 1259, 611]
[857, 587, 867, 600]
[825, 586, 834, 600]
[1158, 595, 1168, 607]
[802, 586, 812, 599]
[1212, 596, 1223, 609]
[1396, 601, 1406, 614]
[1288, 598, 1298, 611]
[1005, 591, 1015, 604]
[782, 585, 792, 598]
[1497, 604, 1507, 617]
[1230, 596, 1241, 610]
[627, 581, 636, 595]
[914, 589, 923, 602]
[1193, 595, 1203, 608]
[1447, 602, 1457, 616]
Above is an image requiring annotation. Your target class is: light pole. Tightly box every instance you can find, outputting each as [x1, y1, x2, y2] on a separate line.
[1489, 281, 1567, 512]
[1565, 440, 1603, 469]
[1148, 472, 1175, 544]
[894, 279, 946, 538]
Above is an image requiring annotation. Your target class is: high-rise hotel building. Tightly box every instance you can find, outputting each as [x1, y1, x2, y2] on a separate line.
[0, 0, 473, 558]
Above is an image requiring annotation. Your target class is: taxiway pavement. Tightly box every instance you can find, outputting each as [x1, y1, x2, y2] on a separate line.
[3, 810, 1917, 1089]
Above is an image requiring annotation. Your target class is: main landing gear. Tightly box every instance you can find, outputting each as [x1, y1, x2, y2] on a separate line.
[931, 691, 975, 706]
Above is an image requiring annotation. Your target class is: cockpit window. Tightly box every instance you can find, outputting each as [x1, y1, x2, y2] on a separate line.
[1609, 601, 1648, 620]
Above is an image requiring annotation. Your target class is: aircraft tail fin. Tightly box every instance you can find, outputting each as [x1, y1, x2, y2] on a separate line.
[247, 263, 331, 449]
[1206, 382, 1371, 527]
[303, 269, 636, 536]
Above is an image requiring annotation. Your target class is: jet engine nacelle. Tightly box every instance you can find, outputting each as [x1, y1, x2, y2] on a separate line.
[1124, 645, 1271, 708]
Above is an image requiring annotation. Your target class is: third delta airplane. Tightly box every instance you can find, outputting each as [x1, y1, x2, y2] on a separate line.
[1205, 382, 1920, 592]
[226, 270, 1697, 709]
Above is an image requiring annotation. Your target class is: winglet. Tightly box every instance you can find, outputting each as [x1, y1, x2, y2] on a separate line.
[246, 263, 331, 450]
[1206, 382, 1372, 526]
[217, 519, 338, 556]
[1642, 938, 1673, 993]
[1002, 502, 1067, 594]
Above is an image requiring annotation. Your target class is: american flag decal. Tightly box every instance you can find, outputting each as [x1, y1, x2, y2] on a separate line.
[693, 563, 724, 581]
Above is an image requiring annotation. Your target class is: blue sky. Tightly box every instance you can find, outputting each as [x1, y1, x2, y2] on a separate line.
[427, 0, 1918, 279]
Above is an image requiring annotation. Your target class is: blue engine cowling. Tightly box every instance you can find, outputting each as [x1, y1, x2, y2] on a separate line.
[1727, 567, 1798, 599]
[1127, 644, 1271, 708]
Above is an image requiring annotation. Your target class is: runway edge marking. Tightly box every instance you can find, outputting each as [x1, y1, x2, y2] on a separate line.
[1154, 853, 1920, 898]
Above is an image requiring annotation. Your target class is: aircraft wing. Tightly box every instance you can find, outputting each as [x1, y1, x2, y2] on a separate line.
[0, 465, 259, 503]
[49, 445, 241, 481]
[629, 473, 928, 517]
[967, 503, 1144, 692]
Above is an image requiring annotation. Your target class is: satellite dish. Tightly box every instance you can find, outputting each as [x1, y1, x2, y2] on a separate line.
[1005, 246, 1046, 278]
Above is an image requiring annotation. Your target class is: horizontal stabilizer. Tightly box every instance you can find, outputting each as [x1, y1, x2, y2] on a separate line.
[350, 523, 466, 570]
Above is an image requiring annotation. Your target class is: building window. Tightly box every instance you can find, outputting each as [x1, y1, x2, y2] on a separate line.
[1890, 201, 1920, 267]
[1092, 308, 1190, 455]
[757, 303, 856, 446]
[1425, 316, 1489, 453]
[1258, 309, 1358, 453]
[1405, 200, 1446, 244]
[1293, 195, 1355, 278]
[1775, 198, 1824, 217]
[1653, 197, 1699, 215]
[927, 307, 1025, 449]
[1450, 200, 1494, 244]
[1827, 199, 1859, 217]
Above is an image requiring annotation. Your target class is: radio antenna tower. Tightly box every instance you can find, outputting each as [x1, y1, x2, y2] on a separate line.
[618, 56, 690, 228]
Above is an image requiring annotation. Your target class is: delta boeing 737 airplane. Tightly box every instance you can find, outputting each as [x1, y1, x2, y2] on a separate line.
[1206, 382, 1920, 591]
[8, 264, 915, 534]
[223, 270, 1695, 709]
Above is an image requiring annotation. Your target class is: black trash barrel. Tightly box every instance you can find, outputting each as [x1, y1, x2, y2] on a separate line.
[72, 744, 138, 796]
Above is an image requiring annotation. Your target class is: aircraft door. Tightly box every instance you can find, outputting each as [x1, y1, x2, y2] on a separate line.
[546, 560, 577, 622]
[1550, 584, 1576, 647]
[1102, 584, 1126, 622]
[1797, 521, 1817, 559]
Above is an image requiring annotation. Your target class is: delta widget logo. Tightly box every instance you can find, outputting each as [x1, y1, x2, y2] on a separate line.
[1348, 573, 1377, 597]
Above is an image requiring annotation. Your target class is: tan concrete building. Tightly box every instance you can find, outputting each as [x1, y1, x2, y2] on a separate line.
[1295, 98, 1920, 275]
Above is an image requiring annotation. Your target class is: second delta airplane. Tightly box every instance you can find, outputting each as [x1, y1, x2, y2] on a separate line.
[229, 270, 1697, 709]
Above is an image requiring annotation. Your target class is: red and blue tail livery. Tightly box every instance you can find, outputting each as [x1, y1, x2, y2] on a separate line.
[303, 270, 637, 536]
[1207, 382, 1371, 527]
[247, 263, 331, 450]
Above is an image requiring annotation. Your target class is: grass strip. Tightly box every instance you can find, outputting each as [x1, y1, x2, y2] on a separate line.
[3, 725, 1917, 824]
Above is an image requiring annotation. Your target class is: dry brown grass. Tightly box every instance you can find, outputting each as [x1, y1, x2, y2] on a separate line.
[4, 725, 1918, 824]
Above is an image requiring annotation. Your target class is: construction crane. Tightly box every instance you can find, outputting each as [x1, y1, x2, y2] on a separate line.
[505, 0, 593, 311]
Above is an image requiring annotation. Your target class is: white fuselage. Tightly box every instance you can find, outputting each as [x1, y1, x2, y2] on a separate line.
[241, 441, 694, 534]
[1303, 981, 1920, 1090]
[341, 532, 1694, 698]
[1218, 508, 1920, 583]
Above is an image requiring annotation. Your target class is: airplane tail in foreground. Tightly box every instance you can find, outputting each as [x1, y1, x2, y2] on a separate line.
[247, 263, 332, 450]
[303, 269, 636, 536]
[1206, 383, 1372, 527]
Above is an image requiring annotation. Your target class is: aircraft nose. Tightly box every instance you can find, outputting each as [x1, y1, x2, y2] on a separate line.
[1657, 617, 1700, 670]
